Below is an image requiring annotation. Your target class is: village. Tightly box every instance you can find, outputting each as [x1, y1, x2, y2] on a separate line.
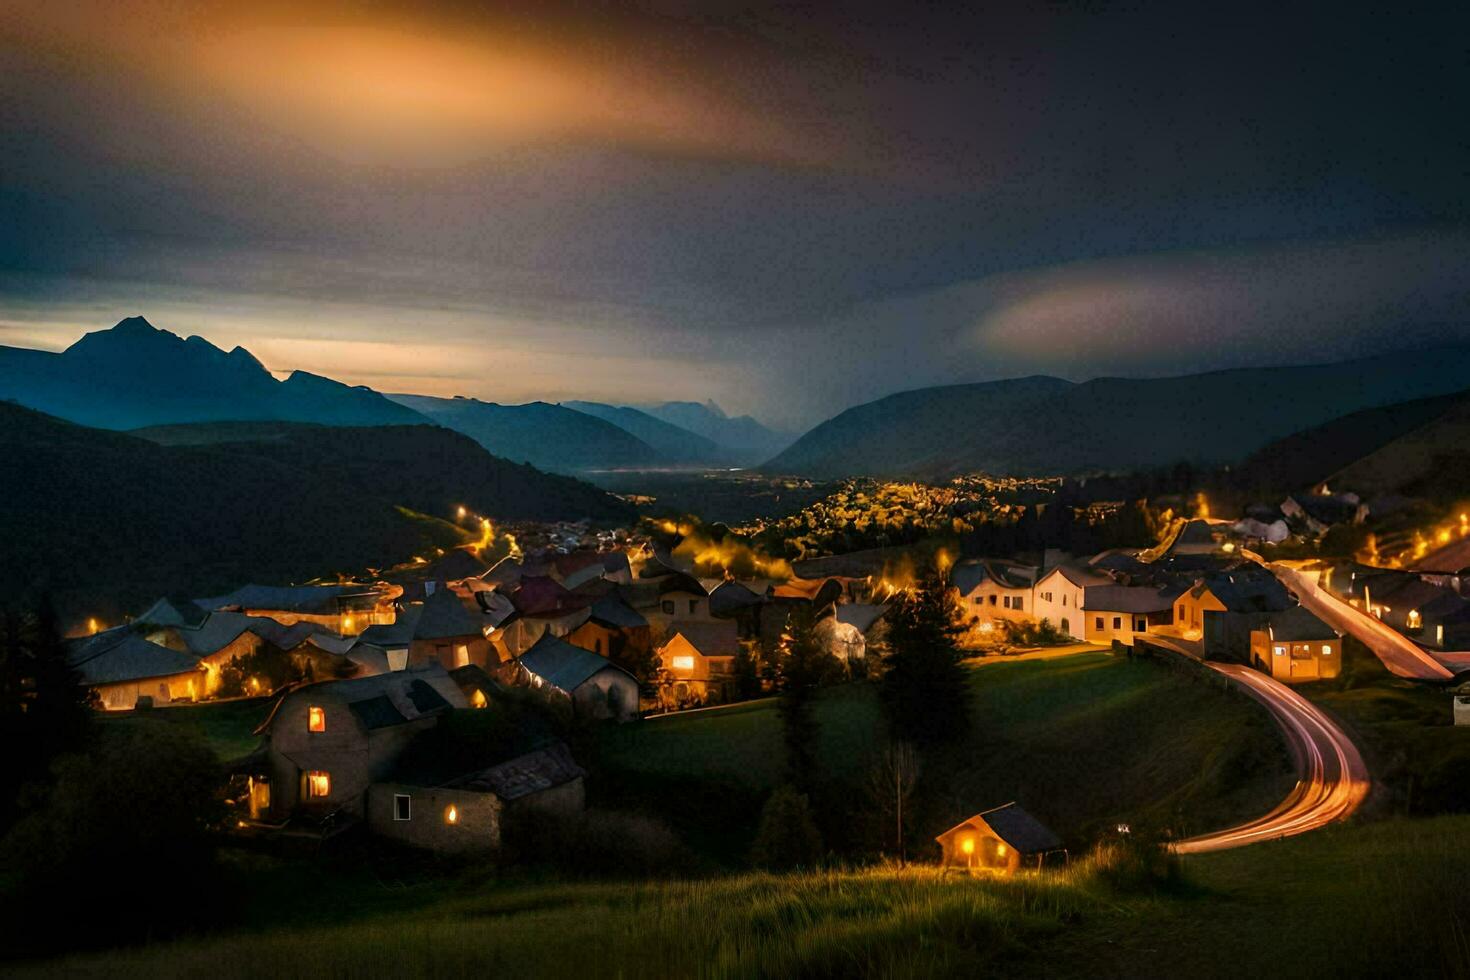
[51, 472, 1470, 867]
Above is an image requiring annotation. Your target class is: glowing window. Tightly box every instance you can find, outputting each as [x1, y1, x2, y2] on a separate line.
[454, 644, 470, 668]
[961, 838, 974, 855]
[996, 843, 1008, 858]
[470, 688, 488, 709]
[445, 804, 459, 825]
[1407, 610, 1422, 629]
[671, 656, 695, 671]
[1438, 625, 1445, 645]
[308, 706, 326, 733]
[1273, 645, 1286, 656]
[307, 771, 331, 798]
[394, 794, 411, 821]
[1321, 645, 1333, 656]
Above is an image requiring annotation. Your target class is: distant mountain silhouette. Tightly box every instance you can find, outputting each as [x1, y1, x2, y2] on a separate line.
[0, 316, 426, 429]
[1320, 395, 1470, 499]
[562, 401, 729, 462]
[1, 404, 633, 620]
[639, 400, 791, 455]
[767, 349, 1470, 478]
[386, 393, 661, 474]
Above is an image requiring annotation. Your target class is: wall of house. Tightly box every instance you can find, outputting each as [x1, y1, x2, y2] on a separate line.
[1032, 576, 1085, 639]
[1084, 610, 1155, 646]
[366, 783, 502, 853]
[93, 670, 203, 710]
[571, 668, 640, 721]
[409, 634, 492, 671]
[1249, 633, 1341, 682]
[1173, 589, 1227, 638]
[965, 581, 1033, 626]
[646, 590, 712, 634]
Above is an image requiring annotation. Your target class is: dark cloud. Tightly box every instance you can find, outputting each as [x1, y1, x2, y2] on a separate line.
[1, 1, 1467, 428]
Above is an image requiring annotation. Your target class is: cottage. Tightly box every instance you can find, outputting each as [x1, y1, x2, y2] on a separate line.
[1082, 584, 1180, 645]
[936, 803, 1065, 873]
[367, 742, 586, 854]
[563, 594, 651, 662]
[359, 588, 498, 673]
[1165, 570, 1292, 658]
[245, 664, 468, 823]
[1032, 564, 1110, 640]
[951, 560, 1039, 629]
[198, 583, 396, 635]
[66, 628, 205, 710]
[657, 619, 740, 703]
[1249, 606, 1342, 682]
[518, 633, 639, 721]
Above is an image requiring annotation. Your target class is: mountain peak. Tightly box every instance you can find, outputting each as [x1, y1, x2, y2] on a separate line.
[113, 315, 159, 334]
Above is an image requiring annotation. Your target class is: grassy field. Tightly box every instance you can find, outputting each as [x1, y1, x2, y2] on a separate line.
[22, 815, 1470, 978]
[594, 651, 1295, 864]
[98, 696, 274, 762]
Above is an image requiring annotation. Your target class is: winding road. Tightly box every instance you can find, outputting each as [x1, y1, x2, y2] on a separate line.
[1172, 662, 1370, 853]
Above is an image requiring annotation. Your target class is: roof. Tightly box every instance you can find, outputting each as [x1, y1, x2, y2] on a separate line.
[771, 576, 839, 601]
[450, 742, 586, 800]
[1194, 570, 1292, 613]
[1083, 584, 1180, 614]
[260, 664, 465, 734]
[135, 597, 209, 630]
[519, 633, 633, 692]
[512, 576, 584, 616]
[481, 556, 524, 589]
[949, 562, 987, 596]
[938, 802, 1063, 855]
[65, 629, 201, 685]
[1259, 606, 1340, 642]
[709, 580, 769, 616]
[587, 594, 648, 630]
[358, 606, 420, 648]
[392, 548, 490, 584]
[198, 583, 370, 614]
[663, 619, 739, 658]
[1039, 562, 1112, 589]
[414, 588, 485, 640]
[834, 603, 888, 634]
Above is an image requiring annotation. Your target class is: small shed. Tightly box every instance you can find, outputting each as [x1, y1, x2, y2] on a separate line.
[935, 803, 1065, 873]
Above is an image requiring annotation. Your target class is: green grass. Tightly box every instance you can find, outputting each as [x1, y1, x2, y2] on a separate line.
[99, 696, 274, 763]
[596, 653, 1295, 863]
[22, 816, 1470, 978]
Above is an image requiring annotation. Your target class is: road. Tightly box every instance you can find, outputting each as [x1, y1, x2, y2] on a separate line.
[1173, 662, 1370, 854]
[1268, 562, 1456, 681]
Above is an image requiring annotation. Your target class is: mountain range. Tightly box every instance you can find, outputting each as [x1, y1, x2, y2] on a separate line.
[0, 316, 424, 430]
[637, 400, 791, 456]
[766, 350, 1470, 479]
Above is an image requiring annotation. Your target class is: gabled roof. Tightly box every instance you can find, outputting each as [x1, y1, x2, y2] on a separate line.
[938, 802, 1063, 855]
[65, 628, 201, 685]
[136, 597, 209, 630]
[709, 580, 769, 616]
[414, 588, 485, 640]
[198, 583, 370, 614]
[1259, 606, 1340, 642]
[512, 576, 585, 616]
[1039, 562, 1112, 589]
[359, 606, 421, 649]
[588, 595, 648, 630]
[663, 619, 739, 658]
[259, 664, 464, 734]
[520, 633, 632, 692]
[1083, 584, 1181, 614]
[450, 741, 586, 800]
[834, 603, 888, 634]
[1193, 570, 1292, 612]
[481, 556, 524, 589]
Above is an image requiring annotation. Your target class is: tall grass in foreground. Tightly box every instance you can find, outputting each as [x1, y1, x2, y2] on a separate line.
[29, 851, 1154, 979]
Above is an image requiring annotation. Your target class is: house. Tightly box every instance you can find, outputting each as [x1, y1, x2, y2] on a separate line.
[366, 742, 586, 854]
[65, 628, 205, 710]
[1249, 606, 1342, 682]
[709, 579, 771, 638]
[813, 603, 888, 664]
[759, 577, 844, 654]
[646, 575, 713, 634]
[1032, 564, 1110, 640]
[657, 619, 740, 703]
[1166, 570, 1292, 658]
[1359, 575, 1470, 648]
[951, 560, 1039, 627]
[359, 588, 498, 673]
[935, 803, 1066, 873]
[198, 583, 396, 635]
[1281, 493, 1368, 536]
[1082, 584, 1180, 646]
[563, 594, 651, 663]
[244, 664, 468, 823]
[517, 633, 639, 721]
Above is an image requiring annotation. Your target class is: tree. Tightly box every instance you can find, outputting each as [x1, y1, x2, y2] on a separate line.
[775, 609, 841, 792]
[731, 640, 763, 701]
[865, 741, 920, 865]
[880, 562, 971, 747]
[749, 785, 823, 870]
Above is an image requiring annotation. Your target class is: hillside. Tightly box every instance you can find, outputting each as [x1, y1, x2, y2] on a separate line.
[1323, 397, 1470, 499]
[562, 401, 725, 462]
[1, 406, 632, 621]
[640, 400, 791, 456]
[1230, 389, 1470, 495]
[767, 348, 1470, 478]
[0, 316, 425, 430]
[387, 394, 661, 474]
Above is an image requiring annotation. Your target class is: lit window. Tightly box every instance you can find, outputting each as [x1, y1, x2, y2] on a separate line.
[1273, 645, 1286, 656]
[1321, 645, 1333, 656]
[307, 771, 331, 798]
[996, 843, 1008, 858]
[1407, 610, 1422, 629]
[470, 688, 488, 709]
[454, 644, 470, 668]
[445, 804, 459, 825]
[961, 837, 974, 855]
[671, 656, 695, 671]
[394, 794, 411, 821]
[308, 706, 326, 733]
[1437, 625, 1445, 645]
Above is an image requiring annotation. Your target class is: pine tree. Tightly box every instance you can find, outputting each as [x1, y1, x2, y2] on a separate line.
[880, 563, 971, 746]
[775, 609, 841, 793]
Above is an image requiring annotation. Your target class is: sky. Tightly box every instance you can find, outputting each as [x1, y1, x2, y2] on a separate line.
[2, 1, 1468, 430]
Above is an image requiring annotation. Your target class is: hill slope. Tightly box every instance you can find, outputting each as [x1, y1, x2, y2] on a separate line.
[1323, 397, 1470, 499]
[387, 394, 661, 474]
[767, 348, 1470, 478]
[0, 316, 426, 430]
[1, 405, 632, 620]
[562, 401, 727, 462]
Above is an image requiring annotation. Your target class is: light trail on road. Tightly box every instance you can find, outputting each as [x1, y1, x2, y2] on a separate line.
[1173, 663, 1370, 854]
